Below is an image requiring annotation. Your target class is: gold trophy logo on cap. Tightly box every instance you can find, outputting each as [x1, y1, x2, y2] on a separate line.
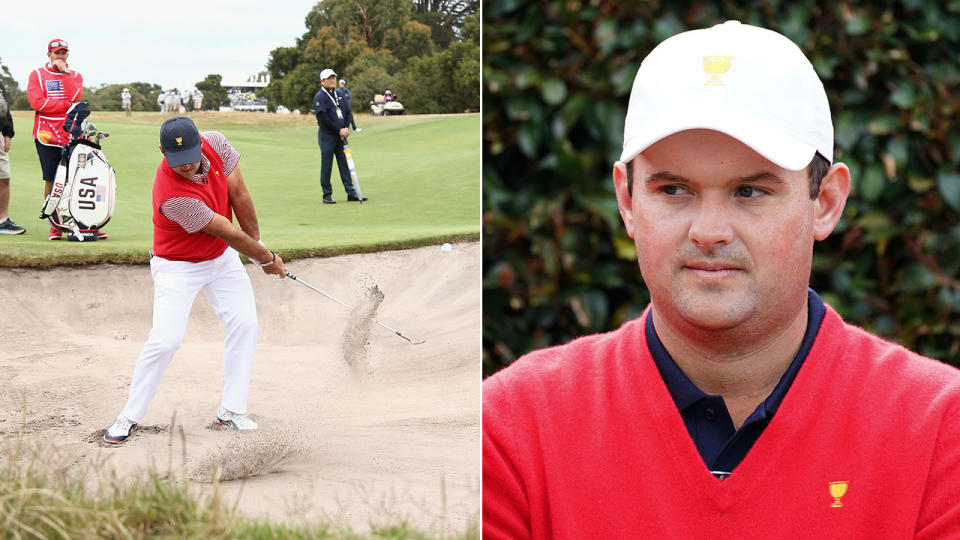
[703, 56, 734, 86]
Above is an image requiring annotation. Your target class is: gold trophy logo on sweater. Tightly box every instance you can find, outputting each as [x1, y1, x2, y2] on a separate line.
[829, 481, 849, 508]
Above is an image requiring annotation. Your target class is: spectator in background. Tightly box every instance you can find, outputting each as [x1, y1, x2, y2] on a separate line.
[27, 38, 86, 240]
[157, 89, 166, 112]
[165, 89, 179, 114]
[193, 88, 204, 111]
[313, 68, 366, 204]
[121, 87, 132, 117]
[0, 80, 25, 234]
[337, 79, 360, 133]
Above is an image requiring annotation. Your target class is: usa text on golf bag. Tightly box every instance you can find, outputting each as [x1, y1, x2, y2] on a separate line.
[40, 102, 117, 241]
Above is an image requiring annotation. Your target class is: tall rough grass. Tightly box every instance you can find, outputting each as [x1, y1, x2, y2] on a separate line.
[0, 436, 478, 539]
[1, 436, 236, 538]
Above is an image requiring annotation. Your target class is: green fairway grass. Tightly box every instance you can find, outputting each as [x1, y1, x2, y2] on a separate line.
[0, 111, 479, 267]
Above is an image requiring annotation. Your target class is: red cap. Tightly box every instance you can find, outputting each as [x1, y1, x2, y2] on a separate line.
[48, 39, 69, 52]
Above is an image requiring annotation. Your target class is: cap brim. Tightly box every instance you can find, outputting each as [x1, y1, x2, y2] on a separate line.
[620, 105, 819, 171]
[165, 146, 202, 168]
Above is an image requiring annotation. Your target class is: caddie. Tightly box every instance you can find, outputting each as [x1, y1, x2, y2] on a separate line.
[104, 116, 286, 444]
[483, 21, 960, 538]
[27, 38, 93, 240]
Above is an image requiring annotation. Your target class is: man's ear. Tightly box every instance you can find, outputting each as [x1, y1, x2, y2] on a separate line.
[613, 160, 635, 239]
[158, 144, 164, 154]
[813, 162, 851, 241]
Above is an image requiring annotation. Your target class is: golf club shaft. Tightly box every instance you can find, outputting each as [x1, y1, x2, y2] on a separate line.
[286, 271, 426, 344]
[289, 273, 351, 309]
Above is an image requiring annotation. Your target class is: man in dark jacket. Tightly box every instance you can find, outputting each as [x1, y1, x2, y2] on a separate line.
[337, 79, 360, 132]
[313, 68, 366, 204]
[0, 81, 26, 234]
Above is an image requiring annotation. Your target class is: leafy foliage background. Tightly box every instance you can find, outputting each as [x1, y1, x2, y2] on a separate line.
[263, 0, 479, 114]
[483, 1, 960, 378]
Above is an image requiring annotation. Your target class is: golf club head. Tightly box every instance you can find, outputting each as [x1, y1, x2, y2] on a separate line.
[80, 120, 97, 139]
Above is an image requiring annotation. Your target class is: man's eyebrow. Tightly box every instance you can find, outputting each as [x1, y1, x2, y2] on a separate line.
[645, 171, 786, 183]
[646, 171, 687, 183]
[737, 171, 785, 184]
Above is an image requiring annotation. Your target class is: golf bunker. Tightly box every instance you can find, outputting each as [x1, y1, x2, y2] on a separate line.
[0, 242, 480, 535]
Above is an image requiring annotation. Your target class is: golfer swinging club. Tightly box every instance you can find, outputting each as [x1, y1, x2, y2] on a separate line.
[483, 21, 960, 537]
[105, 116, 286, 444]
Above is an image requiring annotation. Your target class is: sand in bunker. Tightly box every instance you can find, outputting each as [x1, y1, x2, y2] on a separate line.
[0, 242, 480, 534]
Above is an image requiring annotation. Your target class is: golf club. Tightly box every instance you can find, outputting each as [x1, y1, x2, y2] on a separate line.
[286, 271, 426, 345]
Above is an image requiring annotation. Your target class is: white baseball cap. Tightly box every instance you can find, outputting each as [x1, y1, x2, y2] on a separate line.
[620, 21, 833, 171]
[320, 68, 337, 80]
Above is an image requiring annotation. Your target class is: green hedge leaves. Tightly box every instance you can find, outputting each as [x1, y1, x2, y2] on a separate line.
[483, 1, 960, 376]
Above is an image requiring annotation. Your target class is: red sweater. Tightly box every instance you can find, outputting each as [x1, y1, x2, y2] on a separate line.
[27, 63, 83, 147]
[483, 306, 960, 539]
[152, 138, 230, 262]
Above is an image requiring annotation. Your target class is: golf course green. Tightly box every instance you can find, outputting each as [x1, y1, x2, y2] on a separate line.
[0, 111, 480, 267]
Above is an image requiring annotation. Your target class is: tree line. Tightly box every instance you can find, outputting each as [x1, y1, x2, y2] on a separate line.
[1, 1, 479, 117]
[264, 0, 479, 114]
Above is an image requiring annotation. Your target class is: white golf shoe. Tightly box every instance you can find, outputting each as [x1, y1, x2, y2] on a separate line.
[104, 415, 138, 444]
[216, 407, 258, 431]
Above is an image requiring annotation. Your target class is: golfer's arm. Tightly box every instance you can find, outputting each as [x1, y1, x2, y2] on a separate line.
[202, 214, 272, 265]
[226, 165, 260, 241]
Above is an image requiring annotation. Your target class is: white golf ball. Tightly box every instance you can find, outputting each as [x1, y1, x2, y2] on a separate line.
[441, 243, 452, 253]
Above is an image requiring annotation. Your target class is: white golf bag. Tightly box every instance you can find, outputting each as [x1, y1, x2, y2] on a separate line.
[40, 102, 117, 241]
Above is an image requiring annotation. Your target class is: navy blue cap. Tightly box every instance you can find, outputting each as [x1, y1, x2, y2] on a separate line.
[160, 116, 202, 167]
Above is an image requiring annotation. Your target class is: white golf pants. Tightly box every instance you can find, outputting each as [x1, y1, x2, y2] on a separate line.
[121, 247, 259, 423]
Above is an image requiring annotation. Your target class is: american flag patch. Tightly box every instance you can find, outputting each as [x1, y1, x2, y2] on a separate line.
[96, 183, 105, 202]
[45, 80, 65, 99]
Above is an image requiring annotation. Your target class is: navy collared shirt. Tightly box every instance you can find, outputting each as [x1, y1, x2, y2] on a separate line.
[647, 289, 826, 479]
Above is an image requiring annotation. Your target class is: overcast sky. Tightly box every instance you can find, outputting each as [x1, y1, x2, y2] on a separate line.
[1, 0, 318, 92]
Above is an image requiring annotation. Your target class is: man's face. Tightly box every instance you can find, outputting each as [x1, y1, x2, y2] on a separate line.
[339, 81, 345, 88]
[171, 161, 201, 178]
[48, 49, 68, 63]
[614, 129, 840, 336]
[322, 76, 337, 89]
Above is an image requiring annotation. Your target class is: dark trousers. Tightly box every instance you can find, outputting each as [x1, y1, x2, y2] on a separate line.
[318, 130, 357, 199]
[35, 139, 62, 181]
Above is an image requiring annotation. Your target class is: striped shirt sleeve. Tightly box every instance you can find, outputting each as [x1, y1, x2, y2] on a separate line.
[160, 197, 215, 233]
[200, 131, 240, 176]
